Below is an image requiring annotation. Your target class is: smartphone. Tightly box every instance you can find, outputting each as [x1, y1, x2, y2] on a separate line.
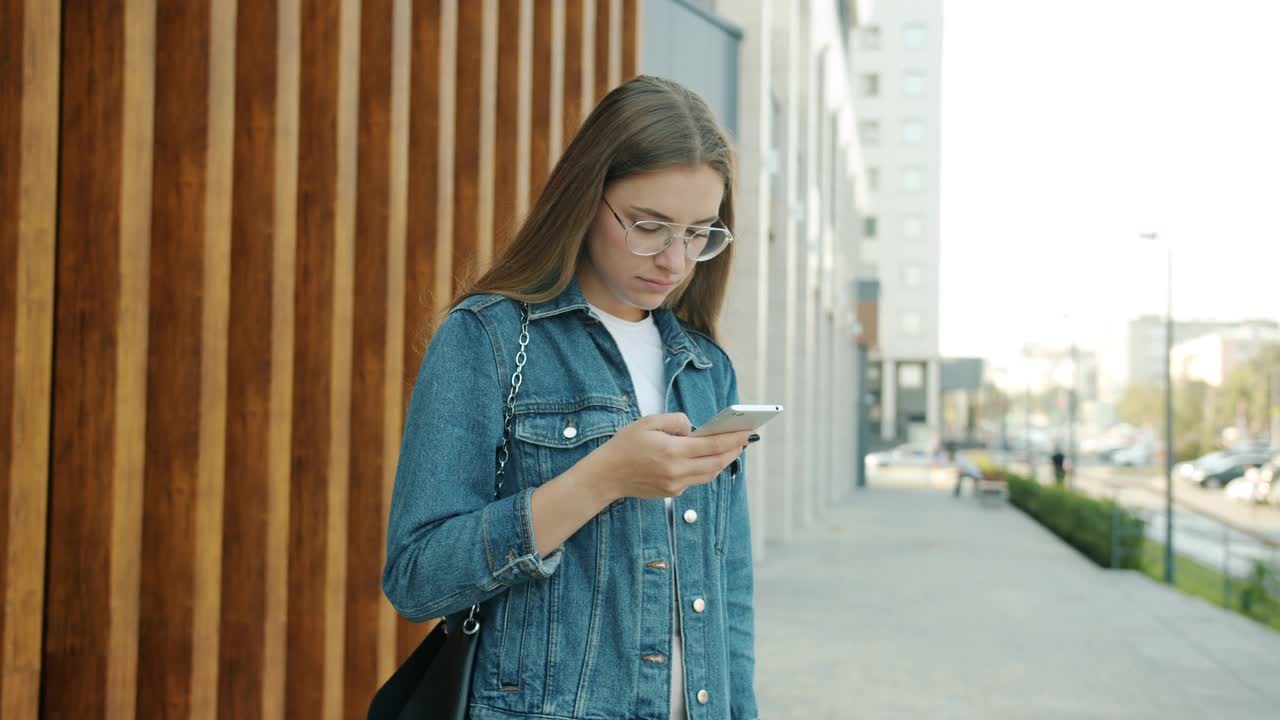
[690, 404, 784, 437]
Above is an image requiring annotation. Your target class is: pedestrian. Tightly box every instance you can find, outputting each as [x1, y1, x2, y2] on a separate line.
[1051, 446, 1066, 486]
[382, 76, 759, 720]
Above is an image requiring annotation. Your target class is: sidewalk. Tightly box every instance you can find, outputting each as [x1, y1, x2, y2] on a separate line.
[752, 477, 1280, 719]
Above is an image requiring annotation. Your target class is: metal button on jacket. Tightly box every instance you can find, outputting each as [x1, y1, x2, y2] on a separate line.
[697, 689, 710, 704]
[683, 508, 698, 524]
[692, 597, 706, 613]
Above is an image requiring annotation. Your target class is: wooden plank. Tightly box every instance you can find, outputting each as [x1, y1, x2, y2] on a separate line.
[451, 0, 482, 292]
[137, 0, 211, 716]
[325, 0, 360, 715]
[514, 0, 532, 222]
[0, 1, 59, 715]
[191, 0, 237, 716]
[495, 0, 520, 252]
[400, 0, 441, 657]
[345, 0, 394, 713]
[44, 0, 126, 714]
[220, 0, 282, 714]
[108, 1, 157, 716]
[529, 0, 552, 205]
[264, 1, 300, 716]
[622, 0, 638, 79]
[475, 0, 498, 272]
[562, 0, 582, 142]
[286, 0, 341, 713]
[433, 0, 457, 318]
[594, 0, 610, 102]
[380, 0, 411, 684]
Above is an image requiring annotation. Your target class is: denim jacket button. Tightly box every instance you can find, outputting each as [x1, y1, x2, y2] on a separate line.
[697, 689, 709, 704]
[562, 425, 577, 439]
[683, 509, 698, 524]
[692, 597, 706, 613]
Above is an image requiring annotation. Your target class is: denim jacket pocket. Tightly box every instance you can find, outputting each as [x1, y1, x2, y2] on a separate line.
[512, 398, 632, 512]
[714, 458, 741, 556]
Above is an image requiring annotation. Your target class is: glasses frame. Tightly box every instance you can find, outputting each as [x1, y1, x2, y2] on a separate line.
[602, 197, 734, 262]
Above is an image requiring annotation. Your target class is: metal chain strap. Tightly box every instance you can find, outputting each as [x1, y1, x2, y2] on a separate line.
[495, 302, 530, 497]
[466, 301, 531, 633]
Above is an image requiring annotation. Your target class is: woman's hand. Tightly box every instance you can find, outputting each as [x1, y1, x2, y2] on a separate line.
[578, 413, 752, 502]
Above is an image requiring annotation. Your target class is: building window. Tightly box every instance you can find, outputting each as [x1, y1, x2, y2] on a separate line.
[904, 71, 926, 97]
[860, 26, 881, 50]
[863, 216, 878, 238]
[901, 166, 924, 192]
[903, 215, 924, 238]
[899, 361, 924, 387]
[861, 74, 880, 97]
[902, 312, 922, 337]
[859, 120, 880, 146]
[867, 166, 879, 191]
[902, 119, 924, 145]
[903, 264, 923, 287]
[903, 23, 927, 50]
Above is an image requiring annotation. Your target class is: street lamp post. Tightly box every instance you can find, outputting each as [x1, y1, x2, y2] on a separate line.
[1142, 231, 1175, 586]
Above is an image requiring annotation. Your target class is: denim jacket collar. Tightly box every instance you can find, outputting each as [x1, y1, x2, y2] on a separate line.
[528, 275, 712, 369]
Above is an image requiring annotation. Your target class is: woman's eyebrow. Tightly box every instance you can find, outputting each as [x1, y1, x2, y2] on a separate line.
[631, 205, 719, 225]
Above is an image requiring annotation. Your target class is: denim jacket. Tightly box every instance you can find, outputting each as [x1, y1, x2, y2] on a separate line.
[382, 278, 759, 720]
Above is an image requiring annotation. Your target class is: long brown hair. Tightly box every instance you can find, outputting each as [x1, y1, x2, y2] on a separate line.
[448, 75, 737, 340]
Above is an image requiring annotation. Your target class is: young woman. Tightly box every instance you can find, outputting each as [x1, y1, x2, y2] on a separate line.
[383, 75, 759, 720]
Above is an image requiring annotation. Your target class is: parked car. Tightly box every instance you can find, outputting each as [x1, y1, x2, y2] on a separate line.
[1224, 468, 1267, 503]
[1186, 451, 1273, 489]
[1174, 450, 1231, 482]
[867, 442, 937, 468]
[1109, 444, 1153, 467]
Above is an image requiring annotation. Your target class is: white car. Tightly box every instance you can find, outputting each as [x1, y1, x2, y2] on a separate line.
[1224, 469, 1266, 503]
[867, 443, 938, 468]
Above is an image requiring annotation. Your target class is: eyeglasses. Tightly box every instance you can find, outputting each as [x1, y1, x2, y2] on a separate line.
[603, 197, 733, 261]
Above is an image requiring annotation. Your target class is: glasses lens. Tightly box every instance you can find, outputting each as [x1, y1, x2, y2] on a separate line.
[626, 221, 673, 256]
[691, 229, 731, 260]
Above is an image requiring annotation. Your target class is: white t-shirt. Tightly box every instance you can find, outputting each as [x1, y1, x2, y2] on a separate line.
[588, 302, 687, 720]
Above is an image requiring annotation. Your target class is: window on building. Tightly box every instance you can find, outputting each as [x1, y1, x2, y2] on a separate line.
[902, 312, 922, 337]
[860, 26, 881, 50]
[899, 361, 924, 387]
[902, 119, 924, 145]
[903, 215, 924, 238]
[859, 120, 880, 146]
[904, 71, 926, 97]
[903, 23, 927, 49]
[901, 166, 924, 192]
[903, 264, 923, 287]
[863, 216, 878, 238]
[861, 74, 880, 97]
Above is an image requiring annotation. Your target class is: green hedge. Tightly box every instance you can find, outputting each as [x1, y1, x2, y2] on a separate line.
[1003, 470, 1146, 570]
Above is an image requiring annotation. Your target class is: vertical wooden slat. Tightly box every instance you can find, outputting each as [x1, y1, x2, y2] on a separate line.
[138, 0, 210, 715]
[433, 0, 458, 319]
[400, 0, 442, 658]
[514, 0, 532, 221]
[608, 0, 621, 89]
[109, 2, 157, 716]
[45, 0, 126, 714]
[496, 0, 522, 249]
[325, 0, 360, 712]
[476, 0, 498, 272]
[529, 0, 553, 203]
[1, 1, 59, 716]
[593, 0, 609, 102]
[380, 0, 412, 683]
[346, 0, 394, 713]
[264, 1, 300, 716]
[622, 0, 638, 79]
[286, 0, 341, 713]
[452, 0, 482, 291]
[221, 0, 283, 714]
[191, 1, 236, 717]
[561, 0, 582, 145]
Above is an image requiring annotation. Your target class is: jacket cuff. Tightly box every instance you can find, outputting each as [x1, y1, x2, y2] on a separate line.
[482, 486, 564, 585]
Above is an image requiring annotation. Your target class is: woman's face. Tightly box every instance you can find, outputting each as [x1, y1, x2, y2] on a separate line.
[577, 163, 725, 321]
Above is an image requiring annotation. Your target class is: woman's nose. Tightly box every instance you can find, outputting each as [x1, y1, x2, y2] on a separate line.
[654, 238, 686, 274]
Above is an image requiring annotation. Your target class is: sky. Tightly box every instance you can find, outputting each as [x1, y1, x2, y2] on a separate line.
[938, 0, 1280, 370]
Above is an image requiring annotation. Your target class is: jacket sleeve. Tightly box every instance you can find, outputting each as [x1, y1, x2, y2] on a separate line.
[722, 366, 760, 719]
[382, 308, 564, 622]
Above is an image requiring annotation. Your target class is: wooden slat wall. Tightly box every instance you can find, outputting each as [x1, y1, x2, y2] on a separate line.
[0, 0, 641, 716]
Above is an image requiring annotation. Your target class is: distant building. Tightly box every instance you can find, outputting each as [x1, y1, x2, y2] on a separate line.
[1171, 325, 1280, 387]
[1118, 316, 1278, 390]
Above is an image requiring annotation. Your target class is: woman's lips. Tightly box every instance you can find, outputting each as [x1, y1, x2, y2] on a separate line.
[638, 277, 675, 290]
